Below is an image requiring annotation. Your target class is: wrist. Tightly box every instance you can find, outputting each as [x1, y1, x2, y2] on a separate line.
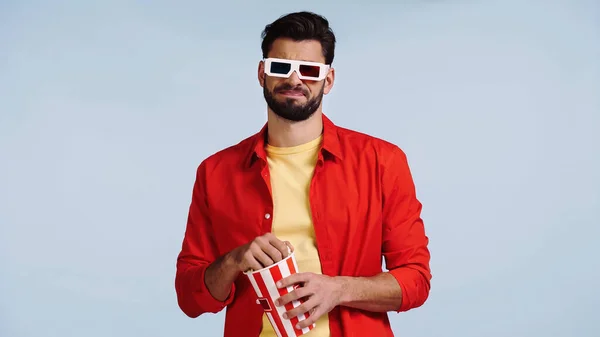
[334, 276, 352, 306]
[223, 250, 241, 273]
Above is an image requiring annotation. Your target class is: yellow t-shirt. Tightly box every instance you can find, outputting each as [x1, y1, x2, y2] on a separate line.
[260, 135, 330, 337]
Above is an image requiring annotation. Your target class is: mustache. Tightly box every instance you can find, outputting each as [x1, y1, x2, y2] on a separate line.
[274, 84, 308, 95]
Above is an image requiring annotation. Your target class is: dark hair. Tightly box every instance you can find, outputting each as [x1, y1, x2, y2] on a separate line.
[261, 11, 336, 65]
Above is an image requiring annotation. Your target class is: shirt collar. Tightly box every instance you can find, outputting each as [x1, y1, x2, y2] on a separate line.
[244, 113, 343, 168]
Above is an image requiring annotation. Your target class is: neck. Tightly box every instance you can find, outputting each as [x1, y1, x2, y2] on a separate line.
[266, 110, 323, 148]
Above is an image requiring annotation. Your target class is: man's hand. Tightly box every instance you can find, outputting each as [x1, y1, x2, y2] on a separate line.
[205, 233, 292, 302]
[228, 233, 292, 272]
[274, 272, 345, 330]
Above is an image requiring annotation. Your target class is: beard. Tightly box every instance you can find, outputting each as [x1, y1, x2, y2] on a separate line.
[263, 79, 325, 122]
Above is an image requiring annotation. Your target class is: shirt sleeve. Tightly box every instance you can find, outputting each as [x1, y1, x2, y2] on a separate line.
[380, 145, 432, 312]
[175, 161, 236, 317]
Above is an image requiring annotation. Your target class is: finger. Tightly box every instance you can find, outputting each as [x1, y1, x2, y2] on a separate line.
[263, 243, 285, 263]
[268, 236, 290, 260]
[246, 258, 263, 272]
[296, 307, 320, 329]
[283, 297, 318, 321]
[283, 241, 294, 254]
[277, 272, 311, 289]
[276, 287, 312, 307]
[257, 235, 284, 262]
[244, 250, 264, 270]
[250, 244, 274, 267]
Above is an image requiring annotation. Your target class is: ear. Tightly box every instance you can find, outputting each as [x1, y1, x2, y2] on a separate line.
[323, 67, 335, 95]
[258, 60, 266, 88]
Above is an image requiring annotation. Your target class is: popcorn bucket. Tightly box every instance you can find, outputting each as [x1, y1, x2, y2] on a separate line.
[244, 250, 315, 336]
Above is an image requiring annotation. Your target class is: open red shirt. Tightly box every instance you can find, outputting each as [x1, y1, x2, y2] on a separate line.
[175, 114, 431, 337]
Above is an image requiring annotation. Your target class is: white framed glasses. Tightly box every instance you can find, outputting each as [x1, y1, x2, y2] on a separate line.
[263, 58, 330, 81]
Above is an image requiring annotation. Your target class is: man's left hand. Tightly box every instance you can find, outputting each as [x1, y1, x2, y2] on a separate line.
[275, 272, 345, 329]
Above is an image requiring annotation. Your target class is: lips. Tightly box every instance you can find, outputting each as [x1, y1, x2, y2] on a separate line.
[278, 90, 305, 97]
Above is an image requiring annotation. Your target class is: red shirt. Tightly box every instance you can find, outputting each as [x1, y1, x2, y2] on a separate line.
[175, 114, 431, 337]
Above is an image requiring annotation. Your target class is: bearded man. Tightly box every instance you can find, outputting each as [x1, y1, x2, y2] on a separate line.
[175, 11, 432, 337]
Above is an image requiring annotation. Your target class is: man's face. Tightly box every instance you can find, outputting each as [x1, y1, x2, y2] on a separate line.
[259, 38, 334, 122]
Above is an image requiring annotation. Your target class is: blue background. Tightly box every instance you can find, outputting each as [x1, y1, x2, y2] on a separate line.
[1, 0, 599, 336]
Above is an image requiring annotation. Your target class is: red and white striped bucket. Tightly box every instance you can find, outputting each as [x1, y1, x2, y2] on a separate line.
[244, 251, 316, 337]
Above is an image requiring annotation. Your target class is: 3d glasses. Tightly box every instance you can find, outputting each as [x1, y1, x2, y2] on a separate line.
[263, 58, 330, 81]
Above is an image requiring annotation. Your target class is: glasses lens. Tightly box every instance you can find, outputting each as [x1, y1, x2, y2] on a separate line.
[299, 64, 321, 78]
[270, 61, 291, 75]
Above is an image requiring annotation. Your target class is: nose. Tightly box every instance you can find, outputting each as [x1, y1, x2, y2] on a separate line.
[287, 70, 303, 86]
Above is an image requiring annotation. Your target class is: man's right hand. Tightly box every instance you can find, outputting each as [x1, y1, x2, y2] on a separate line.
[204, 233, 292, 302]
[229, 233, 293, 272]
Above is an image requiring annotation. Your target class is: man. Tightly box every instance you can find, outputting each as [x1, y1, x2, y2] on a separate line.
[175, 11, 431, 337]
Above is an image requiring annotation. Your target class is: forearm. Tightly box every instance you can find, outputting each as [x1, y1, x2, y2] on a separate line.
[337, 272, 402, 312]
[204, 252, 241, 301]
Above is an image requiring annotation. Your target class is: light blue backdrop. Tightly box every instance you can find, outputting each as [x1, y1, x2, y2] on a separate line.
[1, 0, 598, 336]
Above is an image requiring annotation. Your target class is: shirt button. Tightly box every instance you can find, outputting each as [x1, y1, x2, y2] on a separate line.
[265, 213, 271, 219]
